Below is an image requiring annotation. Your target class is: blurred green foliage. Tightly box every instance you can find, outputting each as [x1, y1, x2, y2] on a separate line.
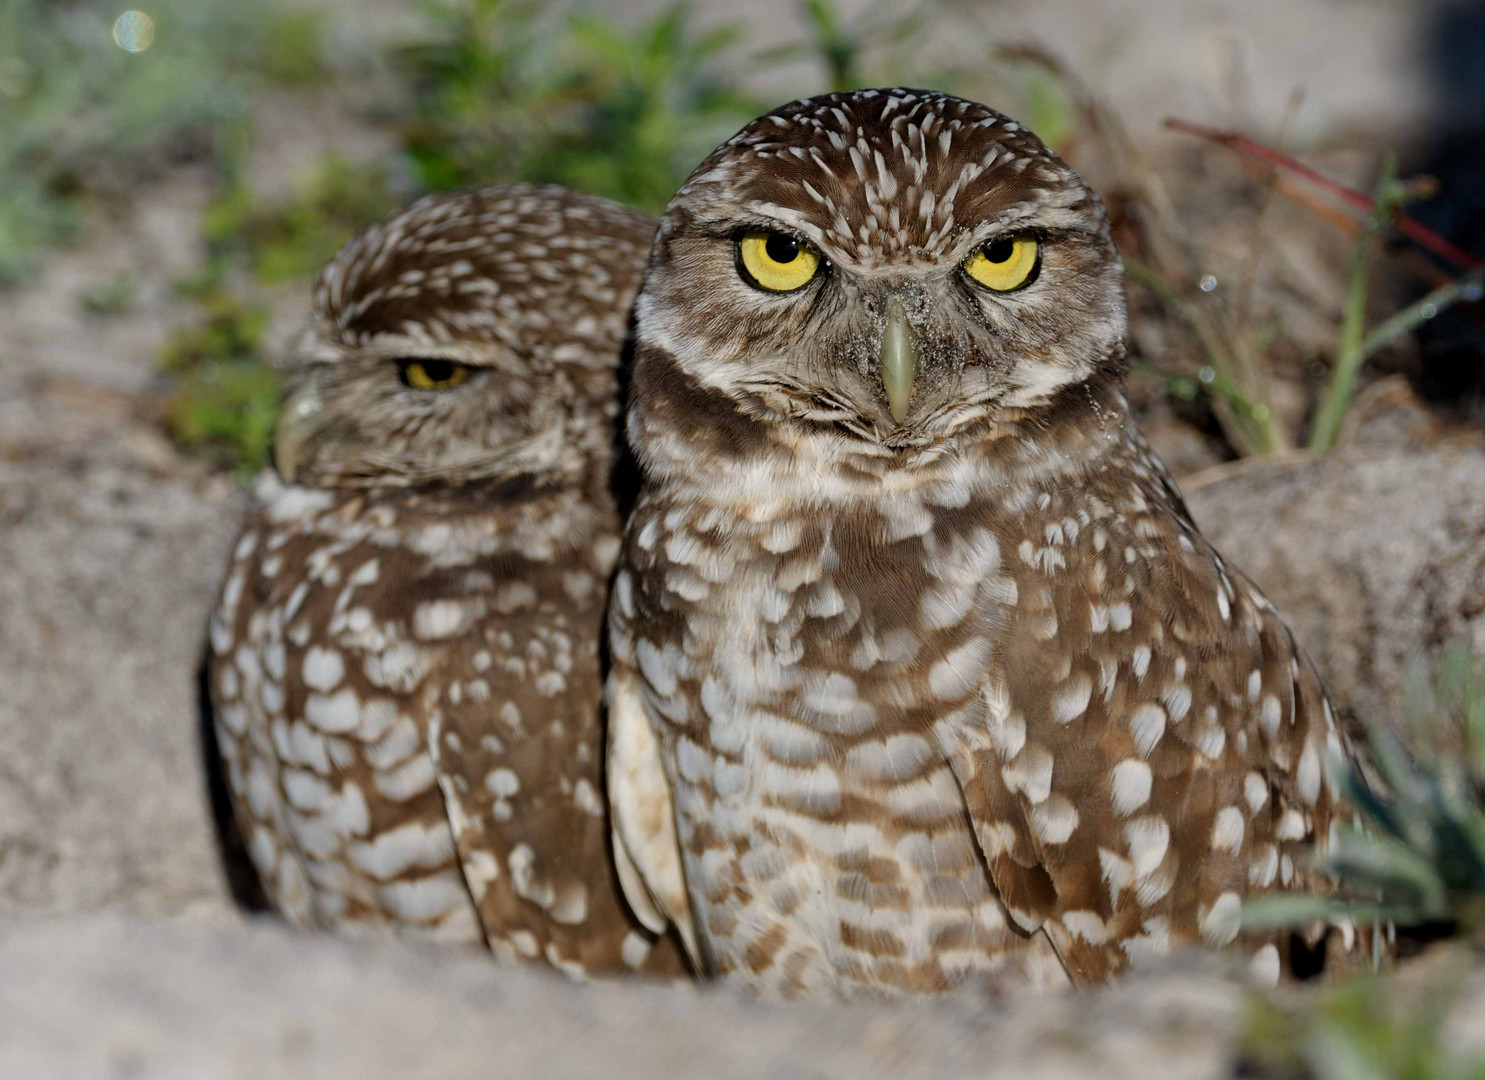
[2, 0, 330, 472]
[76, 271, 138, 317]
[0, 0, 315, 281]
[396, 0, 556, 192]
[399, 1, 765, 213]
[398, 0, 970, 213]
[203, 155, 395, 285]
[759, 0, 935, 95]
[1020, 70, 1076, 156]
[514, 8, 762, 213]
[1240, 963, 1484, 1080]
[158, 285, 280, 477]
[257, 11, 329, 88]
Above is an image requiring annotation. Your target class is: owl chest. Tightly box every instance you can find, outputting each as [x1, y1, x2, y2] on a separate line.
[665, 665, 1014, 993]
[642, 517, 1025, 991]
[645, 511, 1002, 742]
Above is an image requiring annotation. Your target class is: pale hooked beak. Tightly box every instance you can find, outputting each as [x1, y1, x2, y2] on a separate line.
[273, 376, 325, 484]
[879, 295, 919, 424]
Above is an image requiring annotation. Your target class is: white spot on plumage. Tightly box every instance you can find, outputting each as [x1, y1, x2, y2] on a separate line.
[380, 872, 470, 923]
[844, 733, 934, 781]
[621, 931, 652, 969]
[1162, 683, 1192, 724]
[1249, 944, 1281, 987]
[363, 721, 421, 772]
[1125, 817, 1170, 877]
[635, 639, 679, 697]
[1002, 743, 1054, 804]
[981, 677, 1025, 760]
[1031, 795, 1079, 844]
[373, 753, 438, 801]
[302, 646, 345, 693]
[265, 485, 335, 523]
[349, 820, 456, 881]
[232, 532, 258, 562]
[1127, 703, 1167, 757]
[304, 689, 361, 733]
[264, 642, 287, 682]
[1110, 759, 1152, 816]
[1212, 807, 1245, 853]
[885, 767, 961, 822]
[1276, 809, 1307, 840]
[414, 599, 477, 640]
[1051, 674, 1092, 724]
[1099, 847, 1134, 899]
[550, 881, 590, 925]
[1248, 844, 1279, 886]
[572, 779, 603, 817]
[485, 768, 521, 798]
[1062, 911, 1108, 944]
[364, 642, 432, 692]
[1199, 891, 1242, 947]
[1260, 694, 1283, 740]
[928, 636, 991, 700]
[1297, 741, 1322, 806]
[1244, 772, 1269, 813]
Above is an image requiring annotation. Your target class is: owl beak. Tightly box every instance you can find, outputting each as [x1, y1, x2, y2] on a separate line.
[273, 376, 325, 484]
[879, 295, 919, 424]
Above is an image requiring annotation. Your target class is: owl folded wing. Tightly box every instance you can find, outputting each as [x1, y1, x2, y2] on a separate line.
[605, 667, 703, 971]
[938, 515, 1358, 984]
[425, 575, 691, 977]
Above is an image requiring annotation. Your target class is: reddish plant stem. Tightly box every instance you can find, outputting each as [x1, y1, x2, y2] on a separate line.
[1165, 117, 1482, 270]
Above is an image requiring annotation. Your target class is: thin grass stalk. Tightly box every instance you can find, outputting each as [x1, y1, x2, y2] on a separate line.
[1310, 157, 1399, 453]
[1357, 265, 1485, 362]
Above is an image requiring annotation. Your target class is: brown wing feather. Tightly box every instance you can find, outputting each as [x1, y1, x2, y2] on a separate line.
[210, 483, 689, 976]
[430, 546, 690, 977]
[944, 436, 1374, 984]
[209, 496, 486, 943]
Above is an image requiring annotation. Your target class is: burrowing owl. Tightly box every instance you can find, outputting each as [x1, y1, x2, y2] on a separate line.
[607, 89, 1375, 998]
[208, 185, 688, 977]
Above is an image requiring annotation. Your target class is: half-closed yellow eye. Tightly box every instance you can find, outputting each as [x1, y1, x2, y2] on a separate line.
[398, 359, 473, 390]
[964, 236, 1040, 292]
[737, 230, 821, 293]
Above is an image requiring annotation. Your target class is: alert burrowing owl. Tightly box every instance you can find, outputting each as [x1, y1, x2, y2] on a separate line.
[207, 184, 688, 977]
[607, 89, 1375, 998]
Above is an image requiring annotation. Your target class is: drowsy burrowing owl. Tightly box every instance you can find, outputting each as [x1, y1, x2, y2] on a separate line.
[607, 89, 1380, 998]
[207, 185, 688, 977]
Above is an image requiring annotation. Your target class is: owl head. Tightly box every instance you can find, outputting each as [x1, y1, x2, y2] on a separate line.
[630, 89, 1127, 465]
[275, 185, 657, 491]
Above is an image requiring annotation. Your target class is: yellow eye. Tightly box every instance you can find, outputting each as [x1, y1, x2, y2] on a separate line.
[964, 236, 1040, 292]
[737, 230, 821, 293]
[398, 359, 473, 390]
